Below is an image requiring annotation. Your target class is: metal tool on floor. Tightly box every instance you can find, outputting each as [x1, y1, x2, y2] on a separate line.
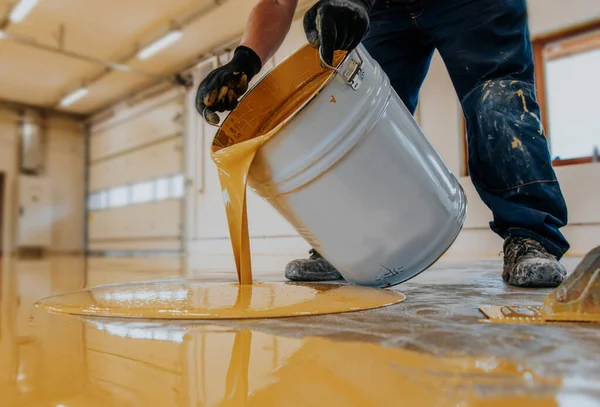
[480, 246, 600, 323]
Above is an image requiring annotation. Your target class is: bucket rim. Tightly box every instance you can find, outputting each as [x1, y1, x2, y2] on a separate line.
[213, 44, 349, 151]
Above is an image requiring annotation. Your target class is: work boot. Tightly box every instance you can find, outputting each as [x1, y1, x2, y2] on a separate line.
[503, 236, 567, 288]
[285, 249, 343, 282]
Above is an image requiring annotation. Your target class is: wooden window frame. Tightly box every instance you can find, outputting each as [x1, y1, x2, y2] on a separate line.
[461, 19, 600, 174]
[533, 19, 600, 166]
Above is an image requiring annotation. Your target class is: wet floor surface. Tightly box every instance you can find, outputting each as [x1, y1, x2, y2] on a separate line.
[1, 256, 599, 406]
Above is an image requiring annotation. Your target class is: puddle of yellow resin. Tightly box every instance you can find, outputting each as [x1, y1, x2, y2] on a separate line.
[211, 44, 345, 285]
[36, 281, 406, 319]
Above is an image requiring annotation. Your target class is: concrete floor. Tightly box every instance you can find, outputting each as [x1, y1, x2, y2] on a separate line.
[1, 256, 599, 406]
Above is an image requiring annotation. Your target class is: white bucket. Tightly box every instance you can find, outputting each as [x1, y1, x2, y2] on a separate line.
[217, 44, 467, 287]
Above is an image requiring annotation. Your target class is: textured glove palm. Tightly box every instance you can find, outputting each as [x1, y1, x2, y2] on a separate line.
[195, 46, 262, 125]
[304, 0, 373, 65]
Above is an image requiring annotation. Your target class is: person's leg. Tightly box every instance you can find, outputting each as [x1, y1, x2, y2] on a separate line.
[286, 2, 436, 281]
[362, 1, 435, 114]
[420, 0, 569, 287]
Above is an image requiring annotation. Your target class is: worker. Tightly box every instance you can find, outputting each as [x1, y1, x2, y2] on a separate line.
[195, 0, 570, 288]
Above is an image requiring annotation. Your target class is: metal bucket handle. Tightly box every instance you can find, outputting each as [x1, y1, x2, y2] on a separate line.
[319, 46, 365, 91]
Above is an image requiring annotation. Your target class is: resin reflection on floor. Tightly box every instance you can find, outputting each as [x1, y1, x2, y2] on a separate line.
[2, 256, 600, 406]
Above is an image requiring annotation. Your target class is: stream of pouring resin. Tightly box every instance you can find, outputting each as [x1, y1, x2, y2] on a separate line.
[210, 51, 335, 285]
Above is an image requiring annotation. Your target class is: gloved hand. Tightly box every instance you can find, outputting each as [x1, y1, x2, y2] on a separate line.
[195, 46, 262, 125]
[303, 0, 373, 66]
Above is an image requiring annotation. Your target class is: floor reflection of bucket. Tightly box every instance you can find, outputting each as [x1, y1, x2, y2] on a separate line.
[215, 44, 467, 287]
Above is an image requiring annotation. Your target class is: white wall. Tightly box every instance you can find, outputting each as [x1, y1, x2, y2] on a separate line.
[419, 1, 600, 257]
[46, 117, 85, 252]
[527, 0, 600, 37]
[0, 108, 84, 254]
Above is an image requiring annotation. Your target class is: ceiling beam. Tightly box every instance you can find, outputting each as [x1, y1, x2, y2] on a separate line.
[2, 0, 313, 118]
[51, 0, 229, 108]
[0, 98, 86, 121]
[0, 0, 228, 109]
[0, 30, 172, 80]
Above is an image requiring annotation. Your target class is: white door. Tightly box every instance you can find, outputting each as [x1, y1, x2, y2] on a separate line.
[18, 175, 52, 248]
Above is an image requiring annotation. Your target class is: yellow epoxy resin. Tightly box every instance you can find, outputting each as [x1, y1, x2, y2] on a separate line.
[36, 281, 406, 319]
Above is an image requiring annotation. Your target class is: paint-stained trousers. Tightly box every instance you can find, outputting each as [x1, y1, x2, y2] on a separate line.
[363, 0, 570, 257]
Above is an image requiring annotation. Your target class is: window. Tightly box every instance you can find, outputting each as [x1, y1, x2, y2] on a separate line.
[88, 191, 107, 210]
[88, 174, 185, 211]
[98, 191, 108, 209]
[534, 23, 600, 166]
[108, 186, 129, 208]
[546, 48, 600, 161]
[88, 192, 98, 210]
[170, 174, 185, 198]
[131, 181, 154, 204]
[155, 177, 170, 200]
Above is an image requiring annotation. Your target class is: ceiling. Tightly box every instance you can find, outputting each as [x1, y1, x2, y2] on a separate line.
[0, 0, 313, 116]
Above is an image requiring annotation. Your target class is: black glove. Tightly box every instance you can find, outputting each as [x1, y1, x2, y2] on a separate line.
[195, 46, 262, 125]
[303, 0, 373, 66]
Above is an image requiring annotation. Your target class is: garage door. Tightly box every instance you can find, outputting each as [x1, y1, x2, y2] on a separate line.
[87, 90, 186, 254]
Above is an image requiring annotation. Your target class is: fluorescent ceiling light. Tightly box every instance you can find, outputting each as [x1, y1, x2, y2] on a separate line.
[137, 30, 183, 60]
[9, 0, 39, 23]
[60, 88, 88, 107]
